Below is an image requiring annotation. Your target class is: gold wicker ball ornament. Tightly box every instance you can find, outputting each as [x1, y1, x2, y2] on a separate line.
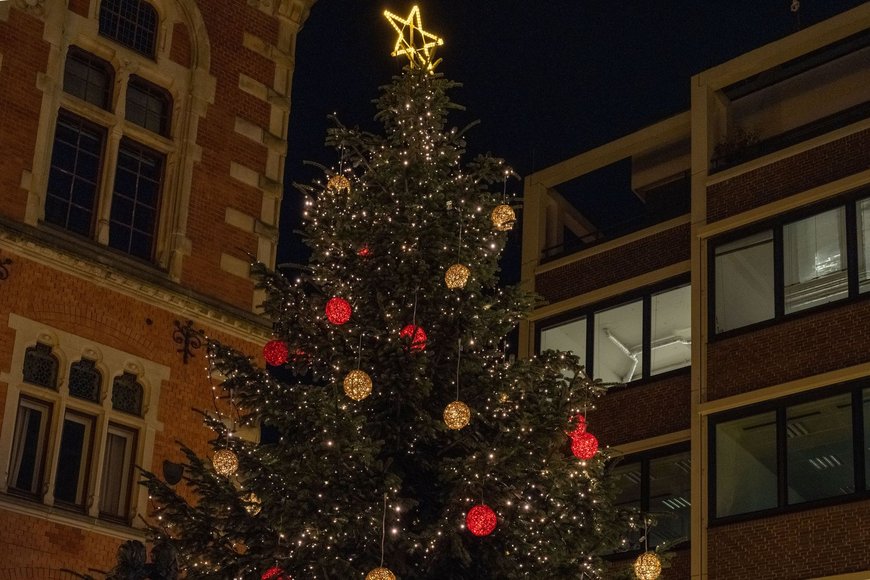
[491, 204, 516, 231]
[213, 449, 239, 476]
[365, 567, 396, 580]
[343, 369, 373, 401]
[242, 492, 261, 516]
[633, 551, 662, 580]
[444, 263, 470, 289]
[443, 400, 471, 430]
[326, 174, 351, 193]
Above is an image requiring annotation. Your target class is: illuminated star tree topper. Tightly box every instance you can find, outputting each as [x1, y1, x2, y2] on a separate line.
[384, 5, 444, 71]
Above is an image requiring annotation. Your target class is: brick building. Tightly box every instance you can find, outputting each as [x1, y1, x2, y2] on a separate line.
[0, 0, 314, 575]
[520, 5, 870, 579]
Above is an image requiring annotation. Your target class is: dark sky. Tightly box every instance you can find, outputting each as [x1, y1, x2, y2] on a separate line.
[279, 0, 867, 271]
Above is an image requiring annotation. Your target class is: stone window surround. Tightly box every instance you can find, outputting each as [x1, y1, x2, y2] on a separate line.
[0, 313, 168, 534]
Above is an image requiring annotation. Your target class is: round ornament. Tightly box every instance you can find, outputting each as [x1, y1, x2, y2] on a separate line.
[443, 400, 471, 430]
[491, 204, 516, 231]
[365, 567, 396, 580]
[242, 492, 261, 516]
[325, 297, 352, 325]
[466, 504, 497, 537]
[571, 431, 599, 460]
[213, 448, 239, 476]
[400, 324, 427, 352]
[633, 551, 662, 580]
[343, 369, 373, 401]
[263, 340, 289, 366]
[326, 174, 351, 193]
[445, 263, 470, 289]
[357, 244, 372, 258]
[568, 415, 587, 437]
[261, 566, 291, 580]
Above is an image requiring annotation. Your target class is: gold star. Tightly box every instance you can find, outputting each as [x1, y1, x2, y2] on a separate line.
[384, 5, 444, 71]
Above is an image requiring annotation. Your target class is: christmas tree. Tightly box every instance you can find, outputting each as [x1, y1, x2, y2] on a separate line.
[141, 7, 632, 579]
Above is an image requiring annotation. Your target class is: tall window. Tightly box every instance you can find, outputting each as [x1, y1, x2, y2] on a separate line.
[538, 281, 691, 383]
[712, 192, 870, 334]
[711, 384, 867, 521]
[99, 0, 158, 57]
[45, 46, 171, 263]
[8, 398, 52, 496]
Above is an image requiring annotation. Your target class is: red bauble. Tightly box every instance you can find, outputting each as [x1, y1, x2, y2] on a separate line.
[357, 244, 372, 258]
[261, 566, 290, 580]
[399, 324, 427, 352]
[466, 504, 497, 537]
[571, 431, 599, 460]
[325, 297, 352, 325]
[568, 415, 587, 437]
[263, 340, 289, 366]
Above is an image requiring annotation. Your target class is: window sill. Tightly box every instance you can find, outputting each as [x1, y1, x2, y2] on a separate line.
[0, 491, 145, 540]
[710, 488, 870, 528]
[606, 366, 691, 391]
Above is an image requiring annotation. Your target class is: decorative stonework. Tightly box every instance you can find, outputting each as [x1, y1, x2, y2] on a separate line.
[14, 0, 46, 17]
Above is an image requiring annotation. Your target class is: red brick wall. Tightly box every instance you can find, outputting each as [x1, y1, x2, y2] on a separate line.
[707, 299, 870, 400]
[588, 371, 690, 447]
[707, 129, 870, 223]
[67, 0, 90, 18]
[536, 223, 690, 305]
[169, 21, 191, 67]
[708, 500, 870, 579]
[0, 9, 50, 223]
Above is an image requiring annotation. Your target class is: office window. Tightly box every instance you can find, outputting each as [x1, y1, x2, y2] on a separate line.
[100, 424, 136, 519]
[126, 76, 171, 136]
[8, 399, 52, 496]
[63, 47, 113, 110]
[783, 207, 847, 314]
[99, 0, 158, 57]
[22, 343, 59, 390]
[611, 446, 690, 552]
[53, 412, 95, 507]
[594, 300, 643, 383]
[69, 359, 101, 402]
[856, 198, 870, 293]
[714, 230, 775, 332]
[112, 371, 143, 416]
[537, 281, 690, 383]
[712, 384, 867, 521]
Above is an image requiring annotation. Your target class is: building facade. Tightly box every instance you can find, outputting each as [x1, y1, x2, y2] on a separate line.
[520, 5, 870, 579]
[0, 0, 314, 575]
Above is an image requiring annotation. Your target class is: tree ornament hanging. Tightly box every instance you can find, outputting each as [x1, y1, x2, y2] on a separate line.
[568, 414, 587, 436]
[634, 551, 662, 580]
[466, 504, 497, 537]
[443, 400, 471, 430]
[343, 369, 373, 401]
[326, 174, 351, 193]
[568, 415, 598, 460]
[400, 324, 427, 352]
[325, 297, 352, 325]
[357, 244, 372, 258]
[212, 448, 239, 476]
[491, 204, 516, 231]
[242, 491, 261, 516]
[365, 568, 396, 580]
[261, 566, 291, 580]
[445, 263, 470, 289]
[263, 340, 289, 366]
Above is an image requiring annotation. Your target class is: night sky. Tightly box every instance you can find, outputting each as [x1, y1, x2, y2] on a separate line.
[279, 0, 867, 275]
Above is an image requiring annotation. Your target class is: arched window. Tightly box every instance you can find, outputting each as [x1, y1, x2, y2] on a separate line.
[98, 0, 158, 57]
[111, 371, 143, 415]
[22, 343, 59, 390]
[126, 76, 171, 136]
[63, 46, 113, 110]
[69, 358, 102, 402]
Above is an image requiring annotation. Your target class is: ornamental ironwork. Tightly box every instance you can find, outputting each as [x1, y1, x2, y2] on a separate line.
[172, 319, 203, 364]
[112, 371, 143, 416]
[23, 342, 59, 389]
[69, 359, 101, 402]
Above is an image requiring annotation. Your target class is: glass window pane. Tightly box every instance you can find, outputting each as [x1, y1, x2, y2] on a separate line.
[786, 393, 853, 504]
[783, 208, 848, 314]
[539, 317, 586, 368]
[611, 461, 642, 552]
[9, 400, 50, 495]
[649, 451, 691, 546]
[650, 285, 691, 376]
[594, 300, 643, 383]
[857, 199, 870, 294]
[715, 411, 777, 518]
[109, 141, 163, 259]
[99, 0, 158, 57]
[63, 49, 111, 109]
[864, 388, 870, 490]
[715, 231, 775, 332]
[53, 413, 94, 506]
[100, 425, 135, 518]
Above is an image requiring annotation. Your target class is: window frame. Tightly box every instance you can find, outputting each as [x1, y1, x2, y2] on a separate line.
[52, 410, 96, 509]
[7, 397, 54, 499]
[99, 422, 138, 521]
[536, 275, 691, 384]
[708, 381, 869, 526]
[98, 0, 160, 59]
[709, 189, 870, 339]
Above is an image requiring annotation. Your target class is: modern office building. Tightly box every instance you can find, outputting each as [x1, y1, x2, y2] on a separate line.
[0, 0, 314, 575]
[520, 4, 870, 579]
